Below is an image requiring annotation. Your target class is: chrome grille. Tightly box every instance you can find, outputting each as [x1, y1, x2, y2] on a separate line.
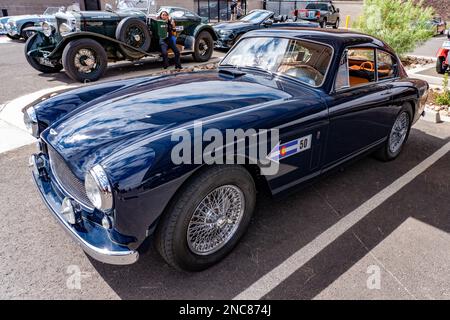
[48, 146, 94, 210]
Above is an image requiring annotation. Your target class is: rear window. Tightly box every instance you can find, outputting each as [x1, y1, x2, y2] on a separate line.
[305, 3, 329, 11]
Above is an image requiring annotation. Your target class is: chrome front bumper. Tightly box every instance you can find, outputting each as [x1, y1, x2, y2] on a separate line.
[31, 153, 139, 265]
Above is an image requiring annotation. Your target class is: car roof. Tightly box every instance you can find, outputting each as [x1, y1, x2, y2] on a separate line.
[244, 28, 393, 53]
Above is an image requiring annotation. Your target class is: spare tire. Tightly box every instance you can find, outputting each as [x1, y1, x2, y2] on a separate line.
[115, 17, 151, 60]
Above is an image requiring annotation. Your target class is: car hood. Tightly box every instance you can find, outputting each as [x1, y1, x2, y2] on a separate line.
[44, 71, 292, 178]
[214, 21, 256, 31]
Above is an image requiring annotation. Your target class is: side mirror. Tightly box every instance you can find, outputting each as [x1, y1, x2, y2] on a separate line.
[105, 4, 113, 12]
[263, 19, 273, 27]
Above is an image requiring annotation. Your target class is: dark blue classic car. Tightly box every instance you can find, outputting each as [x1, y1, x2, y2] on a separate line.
[213, 9, 318, 49]
[26, 28, 428, 271]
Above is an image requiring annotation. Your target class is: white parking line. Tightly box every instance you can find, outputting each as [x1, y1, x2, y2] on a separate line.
[0, 36, 11, 44]
[234, 141, 450, 300]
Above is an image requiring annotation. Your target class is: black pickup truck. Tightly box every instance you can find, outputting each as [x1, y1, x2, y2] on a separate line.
[295, 1, 340, 28]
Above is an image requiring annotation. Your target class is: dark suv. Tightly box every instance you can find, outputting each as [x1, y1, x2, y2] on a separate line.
[296, 1, 340, 29]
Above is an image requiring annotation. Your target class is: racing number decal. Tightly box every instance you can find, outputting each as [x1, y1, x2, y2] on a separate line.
[268, 134, 313, 162]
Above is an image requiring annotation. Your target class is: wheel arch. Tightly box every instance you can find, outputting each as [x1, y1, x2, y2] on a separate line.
[147, 162, 270, 236]
[194, 25, 218, 41]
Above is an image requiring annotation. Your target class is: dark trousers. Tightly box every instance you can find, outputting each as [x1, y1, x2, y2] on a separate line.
[159, 37, 181, 68]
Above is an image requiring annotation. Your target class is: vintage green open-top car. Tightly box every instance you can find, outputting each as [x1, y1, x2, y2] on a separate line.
[24, 1, 216, 82]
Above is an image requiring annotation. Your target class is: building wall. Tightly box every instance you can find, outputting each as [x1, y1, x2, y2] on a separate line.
[0, 0, 265, 17]
[0, 0, 79, 16]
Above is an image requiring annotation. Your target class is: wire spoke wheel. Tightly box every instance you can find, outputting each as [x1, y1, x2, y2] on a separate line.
[126, 25, 146, 49]
[389, 112, 409, 154]
[198, 39, 209, 57]
[74, 48, 98, 74]
[187, 185, 245, 256]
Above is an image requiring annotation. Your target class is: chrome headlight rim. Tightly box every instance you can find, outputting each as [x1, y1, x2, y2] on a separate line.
[23, 106, 39, 137]
[85, 164, 114, 212]
[41, 21, 55, 37]
[58, 22, 73, 35]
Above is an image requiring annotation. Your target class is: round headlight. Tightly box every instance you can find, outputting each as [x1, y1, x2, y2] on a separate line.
[59, 22, 73, 35]
[41, 21, 54, 37]
[23, 107, 38, 137]
[85, 164, 113, 211]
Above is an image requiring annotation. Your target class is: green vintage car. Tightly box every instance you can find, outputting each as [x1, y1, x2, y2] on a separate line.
[24, 1, 216, 82]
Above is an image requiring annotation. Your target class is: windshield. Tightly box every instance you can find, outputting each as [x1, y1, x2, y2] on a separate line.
[305, 3, 329, 11]
[221, 37, 333, 87]
[240, 10, 272, 24]
[43, 7, 64, 15]
[116, 0, 150, 11]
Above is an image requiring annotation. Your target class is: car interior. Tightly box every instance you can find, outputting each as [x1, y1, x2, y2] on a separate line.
[334, 48, 397, 90]
[277, 40, 333, 86]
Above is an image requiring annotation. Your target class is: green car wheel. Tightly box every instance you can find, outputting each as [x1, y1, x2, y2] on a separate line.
[62, 38, 108, 83]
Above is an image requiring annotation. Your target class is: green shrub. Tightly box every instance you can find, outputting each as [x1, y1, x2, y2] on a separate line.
[436, 73, 450, 106]
[354, 0, 434, 56]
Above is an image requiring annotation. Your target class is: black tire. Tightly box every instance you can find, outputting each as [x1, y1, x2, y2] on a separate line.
[192, 30, 214, 62]
[24, 33, 63, 73]
[333, 18, 340, 29]
[320, 19, 327, 28]
[115, 17, 151, 60]
[62, 38, 108, 83]
[155, 165, 256, 271]
[436, 56, 446, 74]
[374, 104, 412, 162]
[20, 22, 34, 40]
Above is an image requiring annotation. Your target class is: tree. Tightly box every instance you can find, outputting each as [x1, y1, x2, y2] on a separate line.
[354, 0, 435, 56]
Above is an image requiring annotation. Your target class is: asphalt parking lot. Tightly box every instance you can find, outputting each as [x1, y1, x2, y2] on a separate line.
[1, 6, 450, 299]
[1, 119, 449, 299]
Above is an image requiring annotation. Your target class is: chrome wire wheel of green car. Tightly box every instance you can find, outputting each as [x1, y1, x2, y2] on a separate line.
[388, 111, 409, 155]
[73, 48, 99, 74]
[155, 165, 256, 271]
[186, 185, 245, 255]
[62, 38, 108, 82]
[116, 17, 151, 60]
[125, 25, 146, 48]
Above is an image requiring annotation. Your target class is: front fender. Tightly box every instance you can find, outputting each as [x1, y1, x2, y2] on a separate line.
[101, 136, 201, 246]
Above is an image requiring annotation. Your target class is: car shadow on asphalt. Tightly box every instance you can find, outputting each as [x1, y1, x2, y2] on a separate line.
[88, 126, 450, 299]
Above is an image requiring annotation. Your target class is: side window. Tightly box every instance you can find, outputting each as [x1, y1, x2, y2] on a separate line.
[347, 48, 376, 87]
[335, 48, 376, 90]
[377, 50, 398, 80]
[335, 49, 349, 90]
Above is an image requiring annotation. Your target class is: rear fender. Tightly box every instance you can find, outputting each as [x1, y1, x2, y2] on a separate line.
[193, 25, 218, 41]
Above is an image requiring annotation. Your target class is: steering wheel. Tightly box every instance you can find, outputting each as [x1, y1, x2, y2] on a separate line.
[360, 61, 374, 71]
[284, 65, 323, 85]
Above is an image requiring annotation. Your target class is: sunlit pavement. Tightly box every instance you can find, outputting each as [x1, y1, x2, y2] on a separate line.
[1, 7, 450, 298]
[1, 119, 449, 299]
